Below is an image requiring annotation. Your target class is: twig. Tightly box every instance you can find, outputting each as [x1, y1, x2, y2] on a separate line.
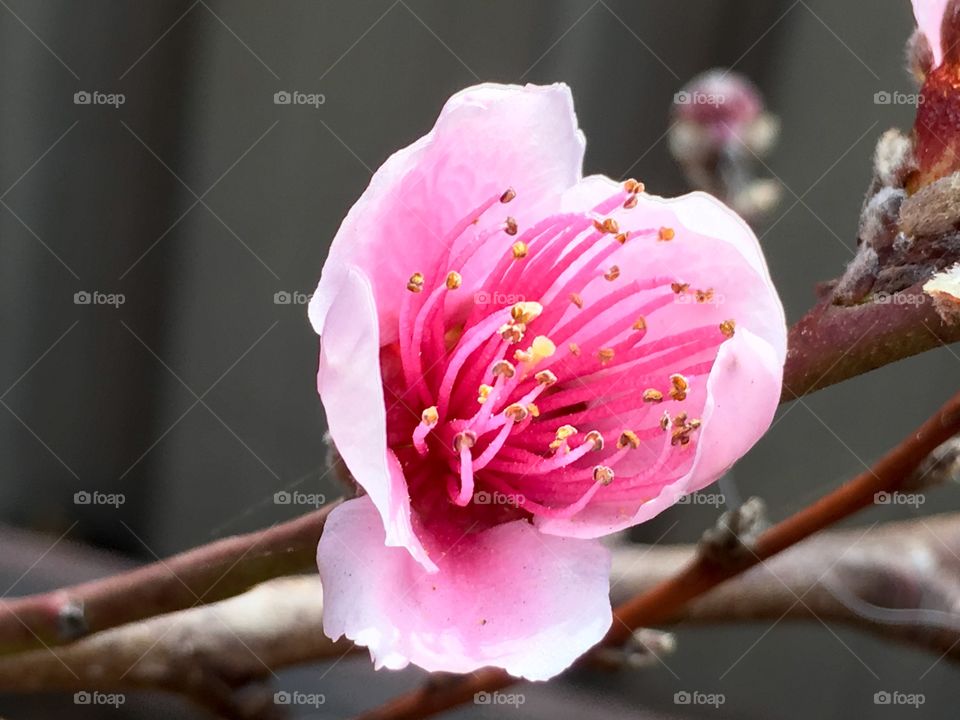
[781, 283, 960, 400]
[355, 391, 960, 720]
[0, 502, 339, 655]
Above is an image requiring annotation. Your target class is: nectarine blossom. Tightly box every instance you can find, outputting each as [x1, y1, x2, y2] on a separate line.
[310, 83, 786, 680]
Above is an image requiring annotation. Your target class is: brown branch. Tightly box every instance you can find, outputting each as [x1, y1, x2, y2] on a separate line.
[356, 391, 960, 720]
[0, 575, 350, 720]
[0, 501, 339, 655]
[781, 283, 960, 401]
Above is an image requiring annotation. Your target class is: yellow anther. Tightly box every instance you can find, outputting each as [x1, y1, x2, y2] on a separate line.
[511, 241, 528, 259]
[669, 374, 689, 401]
[617, 430, 641, 449]
[510, 301, 543, 324]
[445, 271, 462, 290]
[642, 388, 664, 403]
[570, 292, 584, 309]
[504, 403, 529, 423]
[720, 319, 736, 338]
[658, 226, 675, 241]
[593, 465, 615, 485]
[421, 406, 439, 426]
[491, 360, 516, 378]
[535, 369, 557, 386]
[585, 430, 604, 450]
[407, 272, 425, 293]
[477, 384, 493, 404]
[597, 347, 615, 364]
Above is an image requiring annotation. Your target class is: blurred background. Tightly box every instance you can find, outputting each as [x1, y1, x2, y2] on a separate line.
[0, 0, 956, 717]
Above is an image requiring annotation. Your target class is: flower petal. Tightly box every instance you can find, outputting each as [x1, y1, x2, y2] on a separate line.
[316, 266, 436, 571]
[309, 83, 585, 343]
[914, 0, 949, 66]
[317, 496, 612, 681]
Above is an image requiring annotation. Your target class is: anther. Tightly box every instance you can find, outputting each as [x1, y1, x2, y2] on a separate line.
[568, 342, 581, 356]
[527, 402, 540, 417]
[597, 347, 615, 364]
[585, 430, 604, 450]
[658, 227, 675, 241]
[407, 272, 425, 293]
[499, 323, 525, 344]
[511, 240, 528, 259]
[570, 292, 584, 309]
[593, 465, 615, 485]
[615, 232, 630, 244]
[604, 265, 621, 281]
[477, 384, 493, 404]
[421, 406, 439, 426]
[445, 271, 462, 290]
[720, 319, 736, 338]
[642, 388, 664, 403]
[632, 316, 647, 331]
[659, 413, 671, 431]
[510, 301, 543, 324]
[671, 282, 689, 294]
[623, 178, 641, 193]
[617, 430, 641, 449]
[504, 403, 529, 422]
[504, 217, 518, 236]
[500, 187, 516, 203]
[695, 288, 714, 303]
[622, 194, 638, 209]
[453, 430, 477, 452]
[491, 360, 516, 378]
[535, 369, 558, 386]
[669, 374, 689, 401]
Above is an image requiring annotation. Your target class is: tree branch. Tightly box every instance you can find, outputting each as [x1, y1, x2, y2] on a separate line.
[356, 391, 960, 720]
[0, 502, 339, 655]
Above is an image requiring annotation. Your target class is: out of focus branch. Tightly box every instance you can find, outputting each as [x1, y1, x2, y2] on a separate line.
[0, 575, 349, 720]
[0, 502, 339, 655]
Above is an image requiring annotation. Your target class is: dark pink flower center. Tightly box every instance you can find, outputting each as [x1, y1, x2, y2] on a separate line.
[382, 181, 734, 534]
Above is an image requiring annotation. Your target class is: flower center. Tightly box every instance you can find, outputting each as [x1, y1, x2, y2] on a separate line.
[384, 181, 734, 528]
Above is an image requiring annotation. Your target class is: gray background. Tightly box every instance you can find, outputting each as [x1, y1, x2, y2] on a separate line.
[0, 0, 956, 717]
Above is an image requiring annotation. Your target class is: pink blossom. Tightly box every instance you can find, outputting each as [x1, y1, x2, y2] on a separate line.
[310, 83, 786, 680]
[913, 0, 950, 66]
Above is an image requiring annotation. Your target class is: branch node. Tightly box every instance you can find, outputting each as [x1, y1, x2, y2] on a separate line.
[698, 496, 768, 567]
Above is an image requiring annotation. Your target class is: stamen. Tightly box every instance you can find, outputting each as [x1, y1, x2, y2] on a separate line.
[510, 301, 543, 324]
[549, 424, 578, 451]
[570, 292, 584, 309]
[658, 227, 675, 241]
[623, 194, 638, 209]
[504, 217, 518, 236]
[597, 347, 615, 364]
[593, 465, 615, 485]
[720, 319, 736, 338]
[604, 265, 621, 281]
[477, 384, 493, 404]
[585, 430, 604, 450]
[535, 369, 557, 386]
[643, 389, 664, 403]
[500, 187, 516, 203]
[511, 241, 528, 259]
[445, 271, 462, 290]
[671, 281, 689, 294]
[669, 374, 689, 401]
[407, 272, 425, 293]
[453, 430, 477, 452]
[491, 360, 516, 378]
[617, 430, 641, 449]
[504, 403, 529, 422]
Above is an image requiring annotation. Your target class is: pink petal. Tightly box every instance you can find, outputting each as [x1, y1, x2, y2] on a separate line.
[914, 0, 949, 66]
[535, 176, 785, 538]
[309, 83, 585, 344]
[317, 496, 612, 681]
[316, 267, 436, 571]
